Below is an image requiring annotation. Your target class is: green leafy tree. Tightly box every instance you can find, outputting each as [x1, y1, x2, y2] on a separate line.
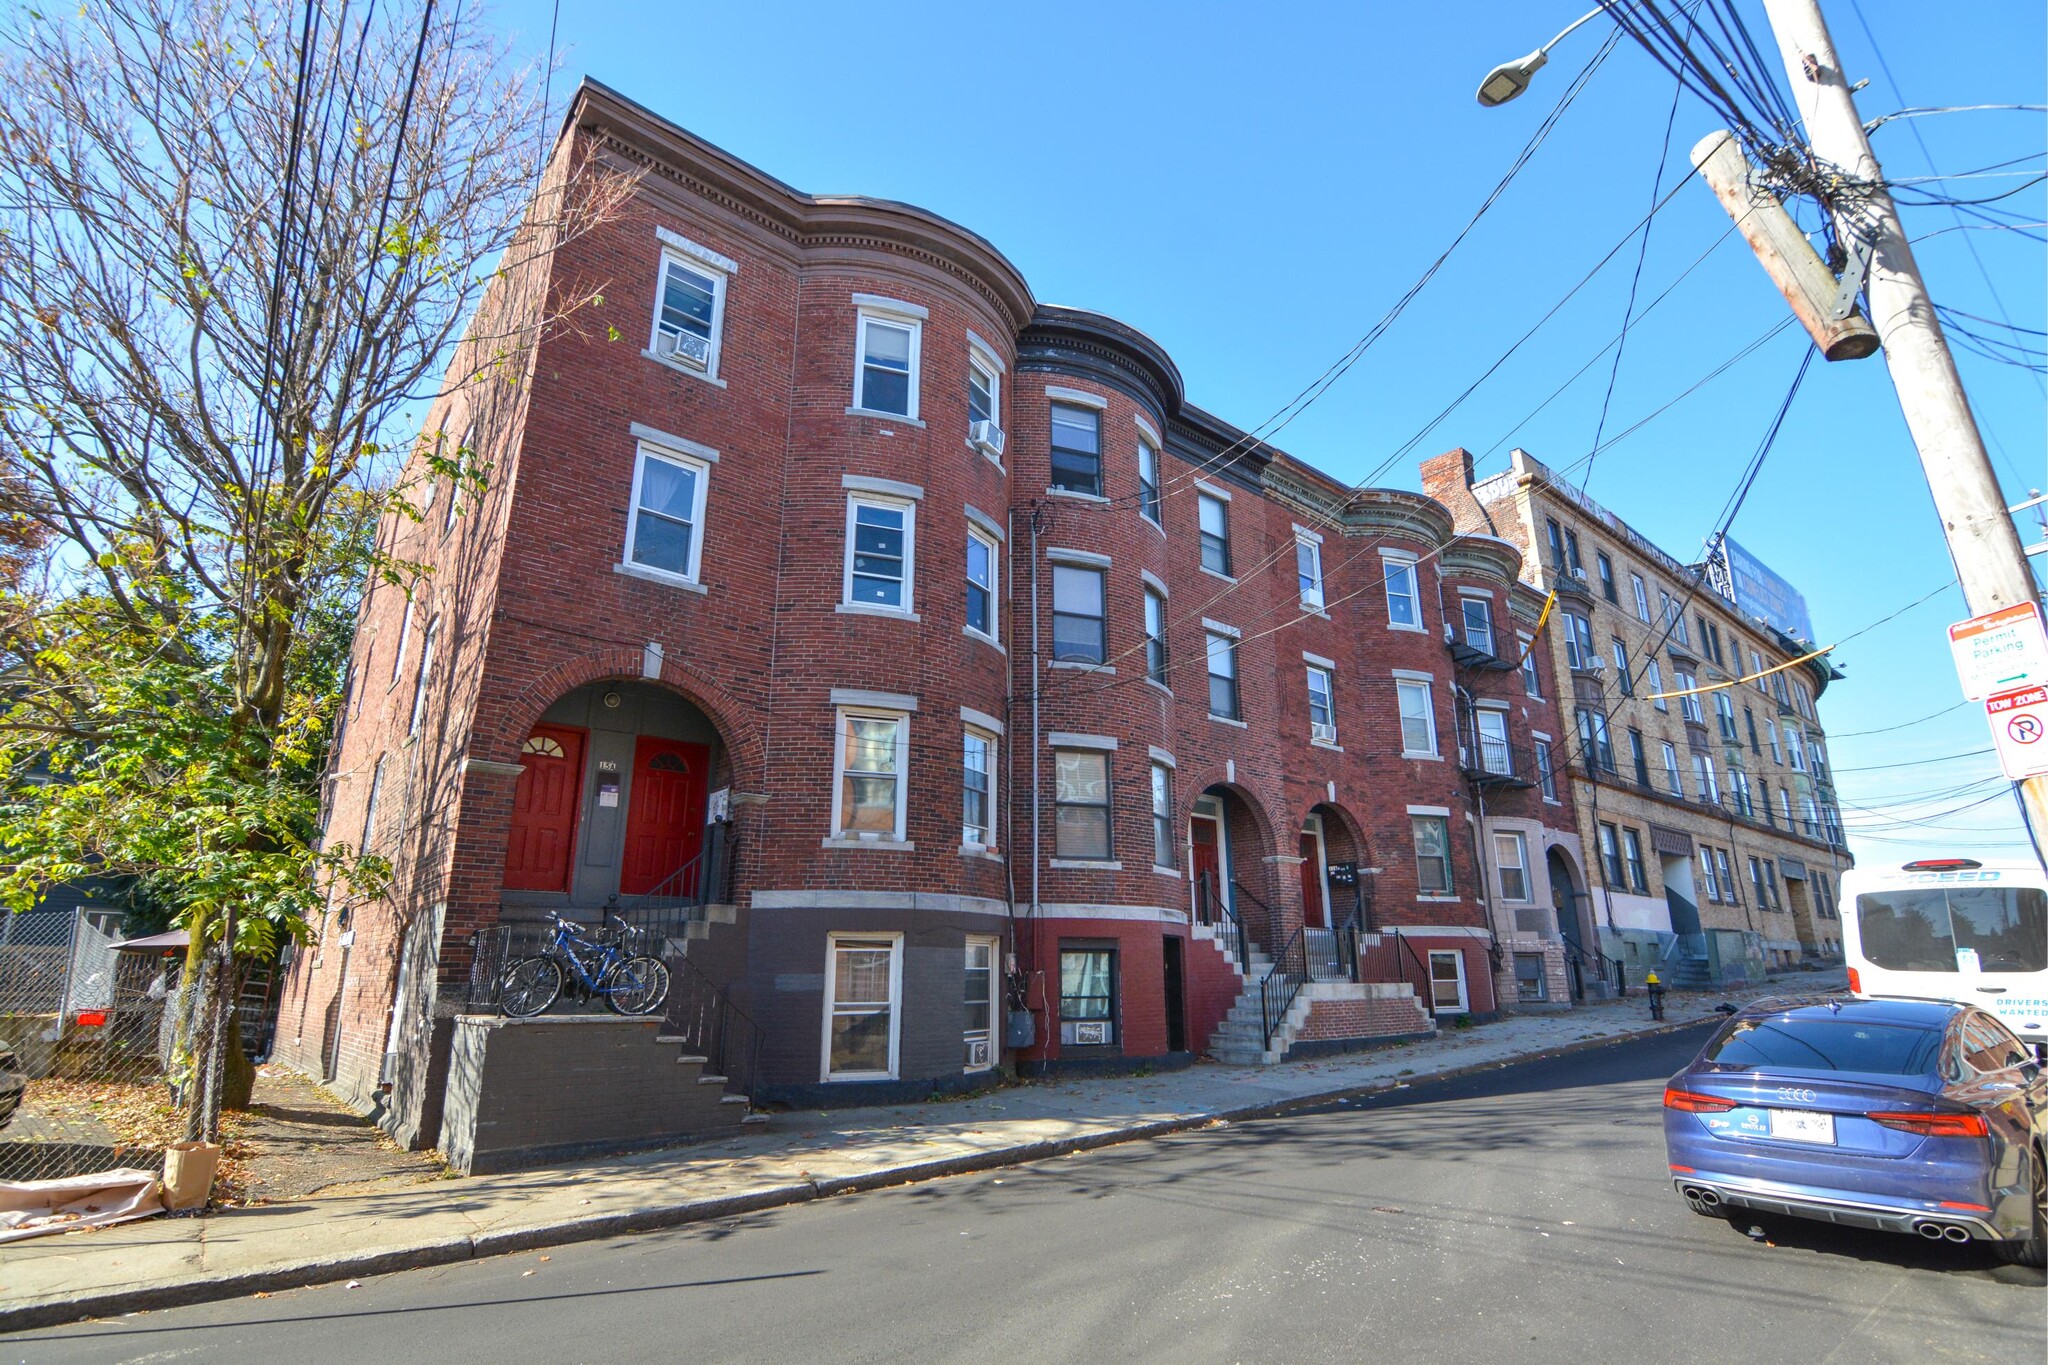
[0, 0, 629, 1131]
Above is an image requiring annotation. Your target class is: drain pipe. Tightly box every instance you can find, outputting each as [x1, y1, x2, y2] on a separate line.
[1028, 502, 1044, 1018]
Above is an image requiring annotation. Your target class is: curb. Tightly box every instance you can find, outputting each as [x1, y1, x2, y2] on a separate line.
[0, 1010, 1718, 1336]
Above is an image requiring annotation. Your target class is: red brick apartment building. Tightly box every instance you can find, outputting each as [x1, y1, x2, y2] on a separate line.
[274, 81, 1599, 1148]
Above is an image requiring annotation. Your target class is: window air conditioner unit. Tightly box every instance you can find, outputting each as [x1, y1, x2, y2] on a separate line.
[1571, 567, 1589, 582]
[656, 328, 711, 369]
[1586, 656, 1606, 672]
[1312, 721, 1338, 744]
[970, 419, 1007, 458]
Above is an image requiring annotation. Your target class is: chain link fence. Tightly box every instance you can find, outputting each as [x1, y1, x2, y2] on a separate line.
[1, 911, 181, 1183]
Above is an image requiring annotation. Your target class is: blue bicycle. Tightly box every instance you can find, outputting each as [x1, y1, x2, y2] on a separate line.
[499, 913, 670, 1017]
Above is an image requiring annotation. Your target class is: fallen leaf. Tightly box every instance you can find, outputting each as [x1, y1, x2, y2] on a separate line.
[522, 1270, 535, 1278]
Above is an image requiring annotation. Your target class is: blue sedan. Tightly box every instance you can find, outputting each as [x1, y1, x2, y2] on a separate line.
[1664, 996, 2046, 1265]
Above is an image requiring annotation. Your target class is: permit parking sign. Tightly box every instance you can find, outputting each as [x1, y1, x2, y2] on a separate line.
[1985, 683, 2048, 780]
[1950, 602, 2048, 700]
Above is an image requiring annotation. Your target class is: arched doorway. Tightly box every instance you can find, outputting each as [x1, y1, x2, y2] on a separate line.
[1547, 846, 1585, 946]
[502, 680, 728, 908]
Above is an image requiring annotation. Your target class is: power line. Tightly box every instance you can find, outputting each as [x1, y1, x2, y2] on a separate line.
[1579, 3, 1692, 498]
[1833, 746, 1993, 773]
[1830, 699, 1970, 738]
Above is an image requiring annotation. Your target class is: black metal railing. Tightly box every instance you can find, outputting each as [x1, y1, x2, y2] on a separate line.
[1303, 922, 1360, 983]
[1358, 928, 1437, 1019]
[1560, 931, 1625, 999]
[1194, 870, 1250, 973]
[1457, 737, 1535, 786]
[1258, 927, 1310, 1051]
[662, 951, 764, 1098]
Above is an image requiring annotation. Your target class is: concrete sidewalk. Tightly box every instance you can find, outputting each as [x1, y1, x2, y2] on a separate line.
[0, 977, 1829, 1333]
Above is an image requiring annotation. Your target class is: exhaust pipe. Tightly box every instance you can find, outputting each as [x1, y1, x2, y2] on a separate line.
[1914, 1220, 1974, 1243]
[1695, 1188, 1721, 1208]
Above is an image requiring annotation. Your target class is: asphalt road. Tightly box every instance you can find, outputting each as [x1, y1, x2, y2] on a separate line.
[9, 1027, 2042, 1364]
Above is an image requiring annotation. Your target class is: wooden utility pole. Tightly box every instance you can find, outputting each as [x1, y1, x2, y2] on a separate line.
[1740, 0, 2048, 837]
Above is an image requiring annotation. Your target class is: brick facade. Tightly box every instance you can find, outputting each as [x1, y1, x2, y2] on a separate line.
[274, 81, 1591, 1138]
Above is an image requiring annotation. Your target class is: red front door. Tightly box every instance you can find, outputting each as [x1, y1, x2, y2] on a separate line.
[620, 736, 709, 895]
[503, 725, 586, 892]
[1190, 815, 1221, 922]
[1299, 832, 1328, 929]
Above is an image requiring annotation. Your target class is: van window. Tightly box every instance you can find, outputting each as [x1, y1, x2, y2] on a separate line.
[1855, 887, 2048, 973]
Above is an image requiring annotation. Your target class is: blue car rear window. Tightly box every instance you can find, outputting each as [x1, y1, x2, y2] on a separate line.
[1701, 1018, 1943, 1075]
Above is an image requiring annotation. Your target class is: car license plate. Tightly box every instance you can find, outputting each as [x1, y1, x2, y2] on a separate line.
[1767, 1109, 1835, 1145]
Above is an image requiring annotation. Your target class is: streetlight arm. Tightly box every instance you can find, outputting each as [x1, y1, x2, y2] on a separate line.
[1475, 5, 1610, 107]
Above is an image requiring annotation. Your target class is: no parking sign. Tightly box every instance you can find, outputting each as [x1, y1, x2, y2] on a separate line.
[1985, 683, 2048, 780]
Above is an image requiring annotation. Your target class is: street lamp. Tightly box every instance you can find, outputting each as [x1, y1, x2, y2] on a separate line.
[1475, 6, 1608, 106]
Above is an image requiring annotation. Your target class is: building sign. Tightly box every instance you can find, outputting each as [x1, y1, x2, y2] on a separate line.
[1949, 602, 2048, 701]
[1985, 682, 2048, 780]
[1721, 537, 1815, 643]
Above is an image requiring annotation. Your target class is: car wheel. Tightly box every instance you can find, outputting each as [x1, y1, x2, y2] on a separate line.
[2001, 1145, 2047, 1269]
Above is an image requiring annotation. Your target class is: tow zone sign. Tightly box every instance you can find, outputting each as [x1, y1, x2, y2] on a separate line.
[1985, 683, 2048, 780]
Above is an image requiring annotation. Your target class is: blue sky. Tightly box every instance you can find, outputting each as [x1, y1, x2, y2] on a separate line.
[492, 0, 2046, 867]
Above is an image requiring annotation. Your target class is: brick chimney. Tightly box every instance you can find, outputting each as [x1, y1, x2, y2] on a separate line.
[1419, 447, 1487, 535]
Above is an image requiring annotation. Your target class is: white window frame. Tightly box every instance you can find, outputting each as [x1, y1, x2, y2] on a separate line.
[1784, 725, 1806, 771]
[1382, 551, 1422, 631]
[647, 238, 733, 380]
[965, 523, 999, 642]
[1295, 527, 1326, 611]
[967, 347, 1001, 437]
[1715, 690, 1738, 741]
[408, 617, 438, 737]
[1677, 669, 1703, 723]
[623, 440, 713, 586]
[1535, 738, 1558, 802]
[1143, 584, 1169, 688]
[1395, 674, 1439, 758]
[1205, 627, 1241, 721]
[446, 423, 473, 532]
[388, 597, 414, 689]
[1647, 658, 1667, 712]
[964, 935, 999, 1072]
[1197, 489, 1232, 578]
[1662, 742, 1683, 797]
[1631, 573, 1651, 623]
[1475, 705, 1511, 774]
[843, 494, 917, 615]
[1428, 949, 1470, 1014]
[1412, 813, 1455, 898]
[1494, 830, 1531, 902]
[852, 306, 923, 420]
[1459, 592, 1495, 656]
[1150, 760, 1175, 871]
[962, 725, 997, 850]
[1306, 662, 1338, 745]
[1519, 632, 1540, 698]
[1137, 438, 1162, 527]
[821, 932, 903, 1082]
[830, 707, 911, 843]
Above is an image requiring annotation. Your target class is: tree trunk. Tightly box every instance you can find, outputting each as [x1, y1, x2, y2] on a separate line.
[221, 1005, 255, 1111]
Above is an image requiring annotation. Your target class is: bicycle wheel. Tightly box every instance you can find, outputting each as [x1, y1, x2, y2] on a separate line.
[499, 956, 563, 1017]
[602, 955, 670, 1016]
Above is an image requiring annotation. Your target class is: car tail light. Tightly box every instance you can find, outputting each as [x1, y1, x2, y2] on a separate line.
[1868, 1111, 1989, 1138]
[1846, 966, 1861, 994]
[1664, 1087, 1738, 1113]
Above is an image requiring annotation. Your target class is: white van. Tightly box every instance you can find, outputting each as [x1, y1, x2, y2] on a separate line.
[1841, 858, 2048, 1051]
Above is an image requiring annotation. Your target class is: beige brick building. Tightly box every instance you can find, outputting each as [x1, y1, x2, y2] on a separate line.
[1425, 449, 1851, 987]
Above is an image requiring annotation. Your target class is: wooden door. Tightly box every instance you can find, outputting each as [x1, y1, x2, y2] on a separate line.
[1189, 815, 1222, 921]
[620, 736, 710, 895]
[1299, 829, 1329, 929]
[503, 725, 586, 892]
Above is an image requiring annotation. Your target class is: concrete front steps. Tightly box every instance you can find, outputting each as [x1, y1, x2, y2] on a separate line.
[1207, 976, 1435, 1066]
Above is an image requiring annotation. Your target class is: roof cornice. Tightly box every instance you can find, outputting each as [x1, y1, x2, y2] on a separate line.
[572, 80, 1035, 330]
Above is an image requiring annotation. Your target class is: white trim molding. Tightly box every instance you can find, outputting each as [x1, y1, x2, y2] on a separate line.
[1044, 385, 1108, 409]
[1047, 731, 1117, 751]
[830, 687, 918, 712]
[629, 422, 719, 463]
[842, 473, 925, 501]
